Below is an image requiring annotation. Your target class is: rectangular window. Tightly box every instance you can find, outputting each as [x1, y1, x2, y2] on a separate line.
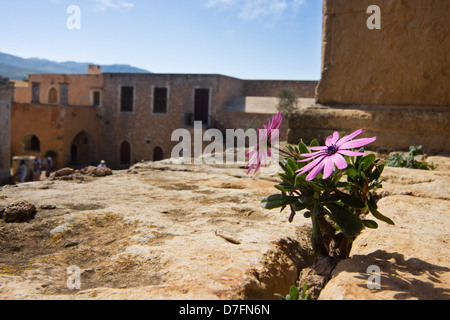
[120, 86, 134, 112]
[194, 88, 210, 124]
[153, 87, 168, 114]
[92, 91, 101, 106]
[31, 82, 40, 104]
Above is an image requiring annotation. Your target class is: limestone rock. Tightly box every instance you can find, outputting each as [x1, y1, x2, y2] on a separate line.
[51, 168, 75, 178]
[2, 200, 37, 223]
[81, 166, 113, 177]
[319, 164, 450, 300]
[0, 156, 448, 300]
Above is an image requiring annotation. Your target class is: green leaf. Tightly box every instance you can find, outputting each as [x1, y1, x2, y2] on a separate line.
[368, 193, 378, 209]
[301, 281, 309, 300]
[361, 154, 376, 171]
[289, 286, 299, 301]
[310, 139, 319, 147]
[261, 194, 299, 210]
[369, 163, 385, 182]
[367, 202, 395, 225]
[287, 158, 299, 173]
[298, 140, 309, 154]
[362, 219, 378, 229]
[325, 203, 363, 237]
[334, 190, 365, 208]
[275, 183, 297, 192]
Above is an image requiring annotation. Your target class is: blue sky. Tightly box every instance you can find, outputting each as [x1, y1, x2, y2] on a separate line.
[0, 0, 323, 80]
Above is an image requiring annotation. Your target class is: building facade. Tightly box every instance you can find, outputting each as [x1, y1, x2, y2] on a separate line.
[12, 67, 317, 169]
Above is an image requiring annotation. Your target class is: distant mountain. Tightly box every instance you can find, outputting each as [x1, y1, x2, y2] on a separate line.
[0, 52, 151, 80]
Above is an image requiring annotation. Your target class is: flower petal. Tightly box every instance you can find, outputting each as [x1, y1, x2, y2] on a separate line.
[332, 153, 348, 170]
[326, 131, 340, 146]
[310, 146, 327, 151]
[323, 157, 335, 179]
[297, 152, 325, 163]
[337, 149, 366, 157]
[306, 158, 326, 181]
[296, 155, 326, 175]
[336, 129, 365, 147]
[340, 137, 377, 150]
[298, 151, 324, 158]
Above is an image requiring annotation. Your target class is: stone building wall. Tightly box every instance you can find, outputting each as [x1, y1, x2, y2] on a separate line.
[0, 76, 14, 185]
[288, 0, 450, 153]
[10, 103, 101, 169]
[316, 0, 450, 106]
[100, 73, 245, 168]
[13, 74, 104, 106]
[245, 80, 317, 99]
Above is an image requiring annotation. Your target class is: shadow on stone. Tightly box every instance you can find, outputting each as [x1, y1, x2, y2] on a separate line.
[345, 250, 450, 300]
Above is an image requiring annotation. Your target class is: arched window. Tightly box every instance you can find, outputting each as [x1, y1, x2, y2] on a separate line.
[153, 147, 164, 161]
[120, 141, 131, 166]
[70, 131, 95, 166]
[48, 87, 58, 104]
[23, 134, 41, 152]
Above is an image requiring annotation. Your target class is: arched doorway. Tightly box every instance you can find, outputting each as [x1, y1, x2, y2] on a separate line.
[23, 134, 41, 153]
[120, 141, 131, 166]
[48, 87, 58, 104]
[153, 147, 164, 161]
[70, 131, 94, 167]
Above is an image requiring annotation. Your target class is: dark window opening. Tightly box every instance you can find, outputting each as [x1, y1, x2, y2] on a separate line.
[120, 141, 131, 166]
[30, 135, 40, 152]
[153, 87, 168, 113]
[32, 82, 40, 104]
[153, 147, 164, 161]
[194, 88, 209, 124]
[120, 86, 134, 112]
[71, 143, 78, 163]
[93, 91, 101, 106]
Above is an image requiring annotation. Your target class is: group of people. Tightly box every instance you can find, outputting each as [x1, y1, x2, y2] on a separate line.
[17, 156, 53, 183]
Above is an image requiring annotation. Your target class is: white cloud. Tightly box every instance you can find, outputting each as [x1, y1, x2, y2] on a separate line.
[94, 0, 135, 11]
[204, 0, 305, 20]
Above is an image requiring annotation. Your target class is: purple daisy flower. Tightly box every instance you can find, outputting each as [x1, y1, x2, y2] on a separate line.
[295, 129, 377, 181]
[245, 111, 282, 174]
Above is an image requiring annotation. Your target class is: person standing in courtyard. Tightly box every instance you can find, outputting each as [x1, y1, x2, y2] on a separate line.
[19, 160, 27, 183]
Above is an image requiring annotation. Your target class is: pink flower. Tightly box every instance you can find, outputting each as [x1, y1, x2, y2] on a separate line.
[296, 129, 376, 181]
[245, 111, 282, 174]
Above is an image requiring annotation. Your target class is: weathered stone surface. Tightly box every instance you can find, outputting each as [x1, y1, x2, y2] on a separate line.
[0, 160, 312, 300]
[2, 201, 37, 223]
[288, 104, 450, 153]
[1, 155, 448, 300]
[319, 158, 450, 300]
[317, 0, 450, 106]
